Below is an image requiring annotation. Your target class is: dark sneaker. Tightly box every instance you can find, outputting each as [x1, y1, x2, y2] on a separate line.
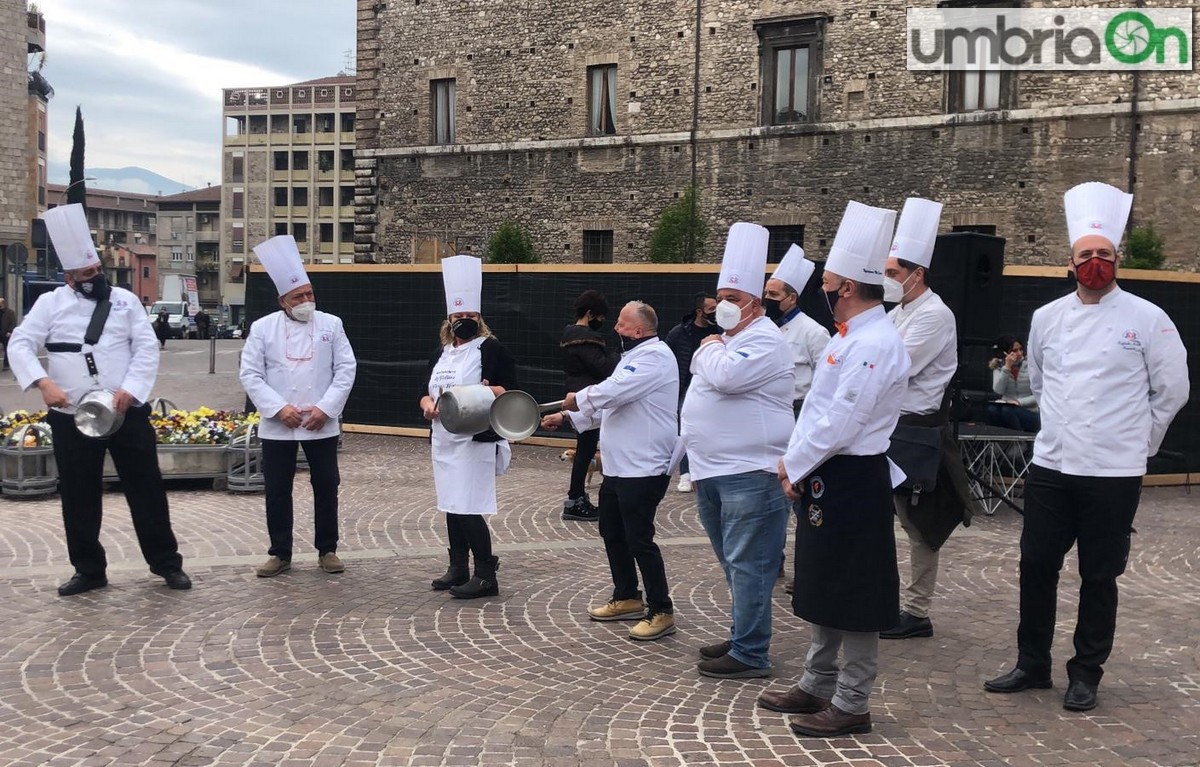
[562, 496, 600, 521]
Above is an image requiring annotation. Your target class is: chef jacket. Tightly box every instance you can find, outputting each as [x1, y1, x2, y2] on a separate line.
[240, 310, 357, 441]
[888, 289, 957, 416]
[681, 315, 794, 481]
[1027, 286, 1188, 477]
[8, 286, 158, 412]
[567, 337, 678, 478]
[783, 305, 911, 485]
[779, 308, 831, 402]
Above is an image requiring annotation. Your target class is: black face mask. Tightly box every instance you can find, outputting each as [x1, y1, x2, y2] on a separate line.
[451, 317, 478, 340]
[588, 318, 604, 331]
[74, 272, 111, 302]
[618, 333, 652, 353]
[763, 298, 784, 323]
[823, 284, 844, 320]
[702, 311, 717, 326]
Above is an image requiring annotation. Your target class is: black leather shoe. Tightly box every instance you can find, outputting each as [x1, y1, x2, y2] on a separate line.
[984, 668, 1053, 693]
[880, 610, 933, 639]
[698, 640, 731, 660]
[163, 570, 192, 590]
[1063, 680, 1098, 712]
[57, 573, 108, 597]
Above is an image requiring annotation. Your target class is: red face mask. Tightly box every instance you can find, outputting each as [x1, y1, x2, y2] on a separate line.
[1074, 257, 1116, 291]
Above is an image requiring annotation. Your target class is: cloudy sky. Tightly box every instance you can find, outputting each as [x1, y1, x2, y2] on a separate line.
[38, 0, 356, 188]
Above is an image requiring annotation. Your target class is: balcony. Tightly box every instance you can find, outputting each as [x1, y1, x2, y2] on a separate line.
[196, 259, 220, 275]
[273, 206, 289, 219]
[27, 11, 45, 53]
[339, 132, 355, 145]
[246, 133, 270, 146]
[195, 229, 220, 243]
[316, 206, 336, 219]
[317, 242, 334, 255]
[291, 170, 310, 182]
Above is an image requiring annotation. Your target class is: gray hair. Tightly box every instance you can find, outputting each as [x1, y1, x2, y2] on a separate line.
[625, 300, 658, 332]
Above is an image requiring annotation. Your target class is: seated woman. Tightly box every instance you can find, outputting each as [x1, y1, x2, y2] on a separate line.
[986, 335, 1040, 433]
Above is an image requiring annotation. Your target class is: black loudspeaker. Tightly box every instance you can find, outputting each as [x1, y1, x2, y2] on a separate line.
[927, 232, 1005, 346]
[30, 218, 57, 278]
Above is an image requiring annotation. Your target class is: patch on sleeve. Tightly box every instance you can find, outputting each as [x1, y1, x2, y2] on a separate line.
[737, 351, 749, 358]
[623, 365, 636, 373]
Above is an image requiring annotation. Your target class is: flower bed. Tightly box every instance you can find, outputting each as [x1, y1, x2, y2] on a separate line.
[1, 407, 260, 447]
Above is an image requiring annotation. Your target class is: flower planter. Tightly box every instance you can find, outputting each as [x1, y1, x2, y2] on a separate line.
[0, 424, 58, 498]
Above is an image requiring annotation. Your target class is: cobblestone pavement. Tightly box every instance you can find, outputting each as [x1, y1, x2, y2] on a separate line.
[0, 431, 1197, 767]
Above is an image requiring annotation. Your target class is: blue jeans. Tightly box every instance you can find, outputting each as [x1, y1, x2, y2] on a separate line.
[695, 470, 789, 668]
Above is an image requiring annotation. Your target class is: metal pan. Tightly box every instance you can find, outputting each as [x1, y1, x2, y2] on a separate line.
[74, 388, 125, 438]
[437, 384, 496, 435]
[489, 390, 565, 442]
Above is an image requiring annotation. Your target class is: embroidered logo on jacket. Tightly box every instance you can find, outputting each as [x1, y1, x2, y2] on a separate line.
[1119, 328, 1143, 351]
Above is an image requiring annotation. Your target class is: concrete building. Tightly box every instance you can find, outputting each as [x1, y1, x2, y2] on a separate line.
[353, 0, 1200, 268]
[0, 0, 34, 308]
[156, 186, 222, 312]
[221, 74, 358, 315]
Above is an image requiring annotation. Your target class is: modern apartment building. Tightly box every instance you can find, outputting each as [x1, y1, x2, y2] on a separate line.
[157, 185, 222, 311]
[220, 74, 357, 311]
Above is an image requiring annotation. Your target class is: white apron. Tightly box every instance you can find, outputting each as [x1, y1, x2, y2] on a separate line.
[429, 337, 499, 515]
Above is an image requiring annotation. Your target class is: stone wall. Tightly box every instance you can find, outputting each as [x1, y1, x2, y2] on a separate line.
[356, 0, 1200, 268]
[0, 0, 31, 248]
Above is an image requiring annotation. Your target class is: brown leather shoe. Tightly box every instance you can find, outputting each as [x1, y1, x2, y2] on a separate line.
[758, 686, 830, 714]
[788, 704, 872, 737]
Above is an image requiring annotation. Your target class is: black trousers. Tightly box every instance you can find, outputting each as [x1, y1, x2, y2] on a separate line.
[262, 436, 340, 560]
[445, 512, 493, 562]
[46, 406, 182, 577]
[598, 474, 673, 613]
[568, 427, 601, 499]
[1017, 465, 1143, 685]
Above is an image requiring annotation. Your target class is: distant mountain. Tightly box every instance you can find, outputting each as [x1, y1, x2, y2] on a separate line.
[47, 164, 194, 196]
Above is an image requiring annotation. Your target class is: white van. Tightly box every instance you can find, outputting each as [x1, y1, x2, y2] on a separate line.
[148, 301, 196, 339]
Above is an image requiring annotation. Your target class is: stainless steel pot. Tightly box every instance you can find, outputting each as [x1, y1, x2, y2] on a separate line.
[489, 391, 565, 442]
[437, 384, 497, 435]
[74, 388, 125, 439]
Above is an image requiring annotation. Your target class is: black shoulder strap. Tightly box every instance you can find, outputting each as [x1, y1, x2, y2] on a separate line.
[84, 299, 112, 346]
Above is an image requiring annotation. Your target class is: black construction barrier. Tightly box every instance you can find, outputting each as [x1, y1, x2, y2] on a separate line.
[246, 264, 1197, 474]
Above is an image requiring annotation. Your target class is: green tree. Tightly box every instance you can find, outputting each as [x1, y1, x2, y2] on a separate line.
[485, 221, 540, 263]
[649, 186, 708, 263]
[68, 105, 87, 210]
[1122, 222, 1166, 270]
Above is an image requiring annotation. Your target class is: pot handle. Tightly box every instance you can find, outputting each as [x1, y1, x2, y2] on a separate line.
[538, 400, 565, 414]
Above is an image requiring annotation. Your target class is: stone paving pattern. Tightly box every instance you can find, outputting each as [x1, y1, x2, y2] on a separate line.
[1, 347, 1198, 766]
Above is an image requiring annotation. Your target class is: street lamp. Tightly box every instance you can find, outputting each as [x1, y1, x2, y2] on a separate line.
[58, 176, 98, 204]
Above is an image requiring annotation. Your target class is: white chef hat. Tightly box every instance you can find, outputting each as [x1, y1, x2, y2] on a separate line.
[717, 222, 769, 297]
[772, 244, 815, 294]
[889, 197, 943, 268]
[1064, 182, 1133, 249]
[40, 204, 100, 271]
[253, 235, 311, 296]
[441, 255, 482, 315]
[825, 201, 897, 285]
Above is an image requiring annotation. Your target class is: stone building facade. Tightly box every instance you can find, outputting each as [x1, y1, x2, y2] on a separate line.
[354, 0, 1200, 268]
[0, 0, 32, 279]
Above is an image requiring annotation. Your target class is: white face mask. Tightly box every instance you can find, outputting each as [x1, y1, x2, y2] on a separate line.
[714, 299, 744, 331]
[882, 272, 916, 304]
[289, 301, 316, 323]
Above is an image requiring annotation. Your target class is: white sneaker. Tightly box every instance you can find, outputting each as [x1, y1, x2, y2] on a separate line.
[677, 473, 693, 493]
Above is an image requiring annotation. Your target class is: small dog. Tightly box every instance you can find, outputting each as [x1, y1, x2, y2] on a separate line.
[559, 447, 603, 486]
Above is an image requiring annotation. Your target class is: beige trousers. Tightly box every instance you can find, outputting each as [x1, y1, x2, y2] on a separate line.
[893, 495, 939, 619]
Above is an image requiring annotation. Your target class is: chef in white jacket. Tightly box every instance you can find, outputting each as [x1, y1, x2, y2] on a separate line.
[682, 222, 795, 680]
[762, 200, 909, 738]
[764, 244, 830, 417]
[541, 301, 679, 642]
[9, 204, 191, 596]
[880, 198, 972, 641]
[240, 235, 357, 579]
[986, 182, 1189, 713]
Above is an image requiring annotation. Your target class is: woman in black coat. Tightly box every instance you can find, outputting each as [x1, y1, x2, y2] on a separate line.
[154, 310, 170, 348]
[558, 290, 618, 521]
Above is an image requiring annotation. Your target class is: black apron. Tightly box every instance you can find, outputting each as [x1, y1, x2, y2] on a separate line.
[792, 453, 900, 632]
[893, 414, 980, 551]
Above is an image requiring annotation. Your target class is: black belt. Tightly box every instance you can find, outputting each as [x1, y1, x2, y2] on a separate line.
[45, 343, 83, 353]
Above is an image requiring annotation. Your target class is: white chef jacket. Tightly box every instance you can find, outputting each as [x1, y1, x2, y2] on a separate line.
[427, 336, 504, 515]
[889, 289, 957, 416]
[239, 310, 357, 441]
[567, 337, 678, 478]
[1027, 286, 1189, 477]
[783, 305, 911, 486]
[681, 315, 795, 481]
[779, 308, 832, 402]
[8, 285, 158, 412]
